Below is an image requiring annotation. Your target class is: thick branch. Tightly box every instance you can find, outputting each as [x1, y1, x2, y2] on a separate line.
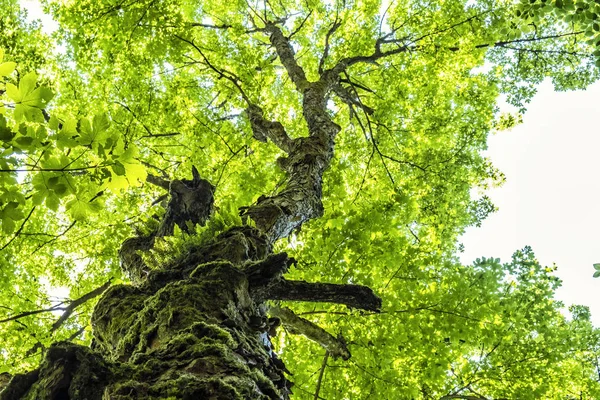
[146, 173, 170, 190]
[270, 306, 350, 360]
[265, 23, 310, 92]
[267, 279, 382, 312]
[240, 25, 345, 244]
[330, 21, 583, 73]
[246, 104, 293, 152]
[242, 76, 341, 244]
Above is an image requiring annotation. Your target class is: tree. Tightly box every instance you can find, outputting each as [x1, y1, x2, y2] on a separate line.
[1, 0, 600, 398]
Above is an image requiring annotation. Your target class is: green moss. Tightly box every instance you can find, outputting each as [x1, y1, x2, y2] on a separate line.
[92, 285, 148, 358]
[14, 343, 111, 400]
[108, 380, 151, 399]
[150, 374, 243, 400]
[187, 321, 236, 347]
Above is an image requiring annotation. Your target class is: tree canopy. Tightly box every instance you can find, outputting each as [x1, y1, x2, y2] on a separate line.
[1, 0, 600, 398]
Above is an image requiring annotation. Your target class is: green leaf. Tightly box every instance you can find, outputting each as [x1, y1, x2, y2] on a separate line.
[49, 115, 60, 131]
[21, 86, 54, 108]
[53, 184, 69, 197]
[66, 198, 89, 221]
[15, 136, 34, 147]
[111, 161, 126, 176]
[47, 176, 60, 188]
[123, 161, 147, 186]
[0, 116, 15, 142]
[14, 104, 44, 122]
[0, 62, 16, 77]
[5, 83, 21, 102]
[18, 71, 37, 98]
[1, 218, 15, 234]
[593, 263, 600, 270]
[93, 113, 110, 135]
[3, 202, 24, 220]
[593, 270, 600, 278]
[45, 194, 60, 211]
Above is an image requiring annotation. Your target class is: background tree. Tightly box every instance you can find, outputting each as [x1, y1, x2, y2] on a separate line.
[1, 0, 600, 398]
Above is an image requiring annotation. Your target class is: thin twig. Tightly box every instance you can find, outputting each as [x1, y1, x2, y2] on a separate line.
[1, 207, 35, 251]
[314, 351, 329, 400]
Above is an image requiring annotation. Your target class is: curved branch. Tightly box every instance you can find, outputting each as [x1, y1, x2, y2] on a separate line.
[270, 306, 350, 360]
[246, 104, 293, 152]
[50, 279, 113, 333]
[265, 23, 310, 92]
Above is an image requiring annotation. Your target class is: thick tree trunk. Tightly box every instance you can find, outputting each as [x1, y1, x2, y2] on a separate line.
[2, 209, 378, 399]
[0, 21, 382, 400]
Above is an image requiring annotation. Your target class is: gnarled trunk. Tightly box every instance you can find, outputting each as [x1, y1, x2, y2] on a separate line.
[0, 20, 382, 400]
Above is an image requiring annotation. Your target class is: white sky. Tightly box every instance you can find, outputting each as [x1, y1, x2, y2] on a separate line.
[21, 0, 58, 34]
[460, 80, 600, 325]
[19, 1, 600, 323]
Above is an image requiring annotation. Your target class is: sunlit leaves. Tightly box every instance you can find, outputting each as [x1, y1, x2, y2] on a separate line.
[0, 62, 16, 77]
[0, 0, 599, 396]
[65, 197, 102, 221]
[0, 48, 16, 78]
[5, 72, 54, 122]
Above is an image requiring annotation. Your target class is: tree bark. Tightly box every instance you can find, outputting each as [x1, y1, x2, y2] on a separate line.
[0, 20, 381, 400]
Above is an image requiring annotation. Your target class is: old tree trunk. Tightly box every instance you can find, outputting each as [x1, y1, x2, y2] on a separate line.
[0, 23, 381, 400]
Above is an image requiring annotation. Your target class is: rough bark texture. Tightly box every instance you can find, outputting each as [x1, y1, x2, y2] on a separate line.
[0, 21, 382, 400]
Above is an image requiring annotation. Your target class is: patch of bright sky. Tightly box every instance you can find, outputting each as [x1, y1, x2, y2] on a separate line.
[460, 79, 600, 326]
[20, 0, 59, 35]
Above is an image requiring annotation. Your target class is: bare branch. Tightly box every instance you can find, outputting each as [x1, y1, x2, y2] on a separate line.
[0, 305, 65, 324]
[265, 23, 310, 91]
[31, 221, 77, 255]
[314, 351, 329, 400]
[332, 84, 374, 115]
[50, 279, 113, 333]
[188, 22, 233, 29]
[267, 279, 382, 312]
[289, 10, 313, 39]
[453, 30, 586, 52]
[173, 34, 249, 101]
[270, 306, 350, 360]
[215, 145, 246, 187]
[246, 104, 293, 152]
[319, 17, 342, 74]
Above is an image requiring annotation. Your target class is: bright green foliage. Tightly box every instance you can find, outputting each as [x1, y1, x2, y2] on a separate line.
[1, 0, 600, 398]
[285, 248, 600, 398]
[516, 0, 600, 68]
